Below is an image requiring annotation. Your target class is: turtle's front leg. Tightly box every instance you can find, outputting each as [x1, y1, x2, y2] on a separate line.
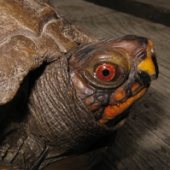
[0, 161, 25, 170]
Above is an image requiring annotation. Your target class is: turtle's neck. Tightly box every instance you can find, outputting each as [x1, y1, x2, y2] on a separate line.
[28, 55, 111, 147]
[0, 55, 115, 170]
[26, 55, 115, 168]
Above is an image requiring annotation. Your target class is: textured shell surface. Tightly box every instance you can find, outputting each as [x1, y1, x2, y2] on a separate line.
[0, 0, 99, 106]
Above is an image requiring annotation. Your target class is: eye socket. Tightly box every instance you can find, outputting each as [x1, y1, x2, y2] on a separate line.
[96, 64, 116, 81]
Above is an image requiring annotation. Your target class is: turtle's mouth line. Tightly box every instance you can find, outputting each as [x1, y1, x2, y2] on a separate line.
[99, 88, 147, 124]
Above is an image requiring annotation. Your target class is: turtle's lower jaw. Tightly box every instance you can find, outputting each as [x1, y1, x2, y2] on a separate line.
[99, 88, 147, 124]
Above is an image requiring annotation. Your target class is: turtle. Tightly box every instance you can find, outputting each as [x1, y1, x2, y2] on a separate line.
[0, 0, 159, 170]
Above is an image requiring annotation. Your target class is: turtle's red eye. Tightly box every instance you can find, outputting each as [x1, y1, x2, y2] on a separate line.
[96, 64, 116, 81]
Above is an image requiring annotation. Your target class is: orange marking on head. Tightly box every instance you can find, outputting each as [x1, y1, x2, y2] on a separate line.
[99, 119, 108, 124]
[103, 88, 147, 119]
[85, 97, 94, 106]
[115, 90, 126, 101]
[102, 112, 115, 120]
[91, 104, 100, 111]
[131, 82, 140, 92]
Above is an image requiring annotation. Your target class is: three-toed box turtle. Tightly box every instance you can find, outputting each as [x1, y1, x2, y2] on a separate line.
[0, 0, 158, 169]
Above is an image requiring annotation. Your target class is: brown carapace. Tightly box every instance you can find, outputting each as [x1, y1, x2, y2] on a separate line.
[0, 0, 158, 170]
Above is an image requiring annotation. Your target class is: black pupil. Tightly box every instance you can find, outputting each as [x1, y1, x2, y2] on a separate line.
[102, 69, 110, 76]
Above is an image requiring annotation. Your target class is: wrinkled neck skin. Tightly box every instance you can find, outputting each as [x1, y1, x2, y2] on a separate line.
[0, 55, 115, 170]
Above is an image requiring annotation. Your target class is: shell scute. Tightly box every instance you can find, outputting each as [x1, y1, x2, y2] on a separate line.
[0, 0, 57, 39]
[0, 0, 99, 106]
[45, 21, 78, 53]
[32, 34, 62, 62]
[0, 35, 41, 105]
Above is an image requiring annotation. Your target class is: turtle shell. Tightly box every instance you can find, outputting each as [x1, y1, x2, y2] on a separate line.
[0, 0, 99, 106]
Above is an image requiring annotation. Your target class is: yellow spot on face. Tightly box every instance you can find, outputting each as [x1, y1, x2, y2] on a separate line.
[137, 39, 158, 79]
[138, 58, 156, 77]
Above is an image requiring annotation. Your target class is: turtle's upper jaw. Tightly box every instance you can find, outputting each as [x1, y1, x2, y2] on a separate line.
[69, 35, 158, 126]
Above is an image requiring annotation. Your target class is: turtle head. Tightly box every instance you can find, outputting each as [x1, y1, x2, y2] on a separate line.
[69, 35, 158, 126]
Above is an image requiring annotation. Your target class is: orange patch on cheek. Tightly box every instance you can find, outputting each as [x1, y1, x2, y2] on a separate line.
[104, 88, 147, 118]
[99, 119, 108, 124]
[115, 90, 126, 101]
[131, 82, 140, 92]
[91, 104, 100, 111]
